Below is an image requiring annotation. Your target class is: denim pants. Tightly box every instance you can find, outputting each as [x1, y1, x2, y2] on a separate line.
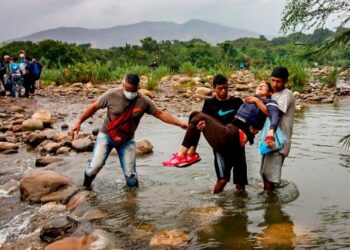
[85, 132, 138, 187]
[11, 75, 22, 97]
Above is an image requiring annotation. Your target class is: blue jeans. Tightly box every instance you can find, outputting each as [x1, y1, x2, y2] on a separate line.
[85, 132, 138, 187]
[11, 74, 22, 97]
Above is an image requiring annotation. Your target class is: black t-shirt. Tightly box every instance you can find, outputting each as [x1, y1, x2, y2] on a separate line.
[202, 96, 243, 125]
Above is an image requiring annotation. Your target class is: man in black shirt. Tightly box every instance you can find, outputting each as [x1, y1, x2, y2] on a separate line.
[202, 75, 244, 194]
[163, 74, 244, 194]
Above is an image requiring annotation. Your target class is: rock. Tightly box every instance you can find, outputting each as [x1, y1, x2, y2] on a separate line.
[66, 191, 91, 212]
[35, 156, 64, 167]
[293, 91, 301, 98]
[195, 87, 212, 96]
[12, 124, 22, 132]
[0, 142, 19, 152]
[20, 169, 76, 203]
[53, 134, 72, 143]
[149, 230, 191, 248]
[0, 133, 7, 142]
[32, 110, 52, 127]
[41, 130, 57, 140]
[179, 77, 192, 84]
[44, 142, 62, 153]
[321, 98, 334, 103]
[26, 133, 47, 147]
[39, 202, 67, 214]
[56, 146, 71, 155]
[139, 88, 154, 98]
[41, 186, 79, 204]
[136, 139, 153, 156]
[82, 209, 108, 221]
[44, 235, 96, 250]
[2, 148, 18, 154]
[22, 118, 44, 131]
[61, 124, 69, 130]
[40, 216, 79, 243]
[72, 138, 93, 152]
[9, 105, 25, 113]
[72, 82, 83, 88]
[235, 84, 251, 91]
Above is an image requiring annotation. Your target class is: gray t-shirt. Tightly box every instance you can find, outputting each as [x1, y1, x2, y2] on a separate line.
[98, 88, 157, 136]
[272, 88, 295, 156]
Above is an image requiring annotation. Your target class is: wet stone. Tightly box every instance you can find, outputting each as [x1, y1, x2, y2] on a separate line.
[40, 216, 78, 243]
[61, 123, 69, 130]
[35, 155, 64, 167]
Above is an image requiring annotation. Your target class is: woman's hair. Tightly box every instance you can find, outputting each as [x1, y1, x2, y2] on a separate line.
[261, 81, 273, 93]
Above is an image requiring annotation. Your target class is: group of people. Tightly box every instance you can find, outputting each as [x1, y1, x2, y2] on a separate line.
[0, 50, 42, 98]
[72, 66, 295, 195]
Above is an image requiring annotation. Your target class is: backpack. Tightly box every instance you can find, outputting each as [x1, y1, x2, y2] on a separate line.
[10, 63, 21, 76]
[32, 62, 42, 80]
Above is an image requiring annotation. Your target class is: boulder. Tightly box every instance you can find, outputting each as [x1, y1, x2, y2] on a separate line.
[195, 87, 212, 96]
[32, 110, 52, 127]
[44, 235, 96, 250]
[82, 209, 108, 221]
[0, 142, 19, 152]
[66, 191, 91, 212]
[41, 186, 79, 204]
[9, 105, 25, 113]
[136, 139, 153, 156]
[71, 82, 83, 88]
[56, 146, 71, 155]
[26, 133, 47, 147]
[35, 156, 64, 167]
[139, 89, 154, 98]
[179, 77, 192, 84]
[61, 124, 69, 130]
[12, 124, 22, 133]
[85, 82, 94, 91]
[20, 169, 76, 203]
[22, 119, 44, 131]
[40, 216, 79, 243]
[235, 84, 251, 91]
[44, 142, 62, 154]
[72, 138, 93, 152]
[149, 230, 191, 248]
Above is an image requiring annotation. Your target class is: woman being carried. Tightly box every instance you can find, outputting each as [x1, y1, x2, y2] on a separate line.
[163, 81, 280, 194]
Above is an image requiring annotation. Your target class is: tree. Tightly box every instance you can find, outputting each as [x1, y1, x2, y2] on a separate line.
[281, 0, 350, 60]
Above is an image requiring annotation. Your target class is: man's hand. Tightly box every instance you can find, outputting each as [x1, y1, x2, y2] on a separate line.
[71, 122, 81, 140]
[197, 120, 206, 131]
[265, 129, 275, 149]
[244, 96, 259, 103]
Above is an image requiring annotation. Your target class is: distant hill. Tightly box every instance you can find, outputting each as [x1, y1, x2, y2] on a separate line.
[5, 19, 261, 48]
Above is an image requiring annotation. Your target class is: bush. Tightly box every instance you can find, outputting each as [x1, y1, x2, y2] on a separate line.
[179, 62, 200, 76]
[250, 66, 271, 81]
[146, 66, 171, 90]
[287, 63, 309, 92]
[41, 68, 65, 85]
[320, 70, 338, 87]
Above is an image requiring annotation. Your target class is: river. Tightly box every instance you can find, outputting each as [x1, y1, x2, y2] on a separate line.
[1, 98, 350, 249]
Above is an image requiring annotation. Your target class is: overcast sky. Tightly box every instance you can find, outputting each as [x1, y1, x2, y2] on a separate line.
[0, 0, 339, 42]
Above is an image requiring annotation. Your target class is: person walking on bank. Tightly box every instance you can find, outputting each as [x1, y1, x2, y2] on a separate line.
[260, 66, 295, 193]
[71, 73, 188, 189]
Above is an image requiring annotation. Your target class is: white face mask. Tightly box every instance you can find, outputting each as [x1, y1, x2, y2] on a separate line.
[20, 54, 25, 58]
[123, 90, 138, 100]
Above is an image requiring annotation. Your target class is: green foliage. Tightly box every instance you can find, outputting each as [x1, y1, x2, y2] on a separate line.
[250, 67, 271, 81]
[179, 62, 200, 76]
[320, 70, 338, 87]
[146, 66, 171, 90]
[339, 134, 350, 150]
[286, 62, 309, 92]
[41, 68, 65, 85]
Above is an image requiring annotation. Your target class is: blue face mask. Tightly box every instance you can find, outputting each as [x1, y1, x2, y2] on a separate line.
[123, 89, 138, 100]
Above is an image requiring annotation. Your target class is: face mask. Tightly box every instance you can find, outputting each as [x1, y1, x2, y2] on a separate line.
[20, 54, 25, 58]
[123, 90, 137, 100]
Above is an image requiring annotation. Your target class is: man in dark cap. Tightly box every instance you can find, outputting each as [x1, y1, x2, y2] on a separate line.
[260, 66, 295, 193]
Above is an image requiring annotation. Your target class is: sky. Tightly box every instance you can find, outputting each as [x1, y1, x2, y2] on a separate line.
[0, 0, 340, 42]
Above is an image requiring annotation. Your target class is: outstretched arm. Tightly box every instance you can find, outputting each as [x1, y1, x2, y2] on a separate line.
[71, 100, 101, 138]
[152, 109, 188, 129]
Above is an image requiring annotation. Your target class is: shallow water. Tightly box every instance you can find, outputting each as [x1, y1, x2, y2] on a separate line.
[1, 98, 350, 249]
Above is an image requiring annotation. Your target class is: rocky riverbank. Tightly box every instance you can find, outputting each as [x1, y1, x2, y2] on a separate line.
[0, 69, 349, 249]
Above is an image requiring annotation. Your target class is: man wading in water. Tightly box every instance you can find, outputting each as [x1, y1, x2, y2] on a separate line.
[72, 73, 187, 189]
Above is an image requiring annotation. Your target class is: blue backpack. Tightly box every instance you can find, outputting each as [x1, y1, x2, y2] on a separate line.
[32, 62, 42, 80]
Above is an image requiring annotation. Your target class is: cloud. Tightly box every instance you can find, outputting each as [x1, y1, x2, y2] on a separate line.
[1, 0, 288, 41]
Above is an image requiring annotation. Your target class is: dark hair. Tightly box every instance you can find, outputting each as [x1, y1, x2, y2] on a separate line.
[213, 74, 228, 88]
[271, 66, 289, 82]
[124, 73, 140, 86]
[25, 56, 32, 61]
[265, 81, 273, 92]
